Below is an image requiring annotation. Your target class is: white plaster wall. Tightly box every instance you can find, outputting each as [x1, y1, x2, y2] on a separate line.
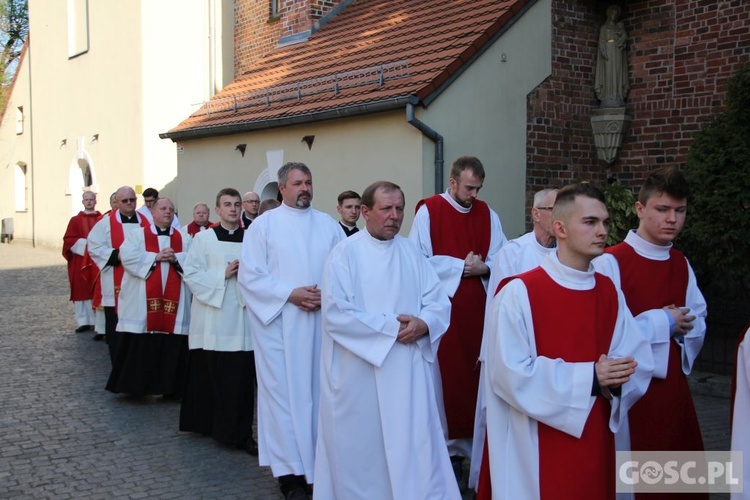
[173, 111, 428, 230]
[0, 49, 32, 240]
[141, 0, 224, 206]
[419, 0, 552, 239]
[27, 0, 144, 248]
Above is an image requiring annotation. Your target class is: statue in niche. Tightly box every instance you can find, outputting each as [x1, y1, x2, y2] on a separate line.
[594, 4, 629, 108]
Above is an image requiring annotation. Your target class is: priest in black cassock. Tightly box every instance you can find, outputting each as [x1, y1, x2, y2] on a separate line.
[180, 188, 257, 455]
[106, 198, 192, 397]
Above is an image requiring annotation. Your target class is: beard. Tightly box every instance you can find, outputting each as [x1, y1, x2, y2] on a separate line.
[295, 193, 311, 208]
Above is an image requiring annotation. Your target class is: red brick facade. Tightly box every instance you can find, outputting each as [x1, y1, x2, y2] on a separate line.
[234, 0, 343, 77]
[526, 0, 750, 224]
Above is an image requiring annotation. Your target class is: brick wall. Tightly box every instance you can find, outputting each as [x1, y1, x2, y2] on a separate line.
[525, 0, 750, 227]
[235, 0, 343, 77]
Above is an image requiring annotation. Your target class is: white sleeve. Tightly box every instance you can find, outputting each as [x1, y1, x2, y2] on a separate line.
[237, 217, 295, 326]
[593, 254, 671, 379]
[87, 218, 115, 270]
[481, 209, 508, 290]
[70, 238, 87, 257]
[676, 260, 707, 375]
[119, 230, 156, 280]
[605, 287, 655, 433]
[183, 234, 226, 309]
[485, 279, 596, 438]
[321, 247, 401, 368]
[408, 205, 464, 297]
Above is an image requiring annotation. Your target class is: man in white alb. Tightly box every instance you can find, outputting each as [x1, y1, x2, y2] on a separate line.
[238, 162, 343, 500]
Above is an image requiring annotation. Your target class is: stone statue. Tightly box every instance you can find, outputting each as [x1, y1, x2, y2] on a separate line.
[595, 5, 629, 108]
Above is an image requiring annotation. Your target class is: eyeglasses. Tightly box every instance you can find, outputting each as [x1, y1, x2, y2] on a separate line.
[535, 206, 554, 211]
[244, 200, 260, 204]
[120, 198, 137, 203]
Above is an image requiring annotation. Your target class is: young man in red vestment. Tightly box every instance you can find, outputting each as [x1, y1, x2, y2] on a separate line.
[594, 166, 707, 499]
[63, 191, 101, 332]
[478, 183, 653, 499]
[409, 156, 507, 482]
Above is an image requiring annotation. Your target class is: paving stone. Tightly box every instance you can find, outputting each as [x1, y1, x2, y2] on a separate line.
[0, 241, 734, 499]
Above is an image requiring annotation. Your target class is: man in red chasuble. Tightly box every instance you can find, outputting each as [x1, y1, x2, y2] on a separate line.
[63, 191, 101, 332]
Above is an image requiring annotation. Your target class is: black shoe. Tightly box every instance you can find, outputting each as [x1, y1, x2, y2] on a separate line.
[92, 334, 105, 341]
[245, 437, 258, 456]
[451, 455, 465, 487]
[284, 487, 309, 500]
[279, 475, 309, 500]
[75, 325, 89, 333]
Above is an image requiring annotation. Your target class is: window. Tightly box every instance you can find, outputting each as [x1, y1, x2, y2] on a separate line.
[14, 162, 27, 212]
[270, 0, 280, 19]
[16, 106, 23, 135]
[67, 0, 89, 58]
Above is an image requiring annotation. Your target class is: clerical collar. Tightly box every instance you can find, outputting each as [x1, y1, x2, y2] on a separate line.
[542, 252, 596, 290]
[441, 191, 471, 214]
[120, 213, 139, 224]
[155, 226, 171, 236]
[624, 230, 672, 261]
[213, 223, 244, 242]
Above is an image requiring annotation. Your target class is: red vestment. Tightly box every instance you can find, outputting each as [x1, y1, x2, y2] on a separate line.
[417, 195, 490, 439]
[477, 268, 618, 499]
[606, 242, 705, 500]
[62, 211, 101, 301]
[186, 221, 211, 237]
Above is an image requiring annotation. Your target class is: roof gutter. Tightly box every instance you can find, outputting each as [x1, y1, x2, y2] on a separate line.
[160, 96, 414, 142]
[406, 102, 444, 194]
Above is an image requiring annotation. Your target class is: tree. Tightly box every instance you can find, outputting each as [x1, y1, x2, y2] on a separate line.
[680, 63, 750, 296]
[0, 0, 28, 109]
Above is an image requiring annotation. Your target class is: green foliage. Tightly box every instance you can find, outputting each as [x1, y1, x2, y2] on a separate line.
[602, 180, 637, 245]
[679, 63, 750, 294]
[0, 0, 27, 110]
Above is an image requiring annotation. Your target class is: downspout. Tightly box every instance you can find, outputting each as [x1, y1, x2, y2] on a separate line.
[406, 102, 444, 194]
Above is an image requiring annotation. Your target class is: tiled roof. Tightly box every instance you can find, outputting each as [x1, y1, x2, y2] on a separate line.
[163, 0, 531, 140]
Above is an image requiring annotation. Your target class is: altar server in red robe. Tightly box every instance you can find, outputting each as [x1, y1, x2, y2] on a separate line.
[594, 166, 707, 499]
[479, 183, 652, 499]
[408, 156, 506, 478]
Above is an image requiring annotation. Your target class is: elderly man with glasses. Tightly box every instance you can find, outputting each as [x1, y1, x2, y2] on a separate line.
[240, 191, 260, 229]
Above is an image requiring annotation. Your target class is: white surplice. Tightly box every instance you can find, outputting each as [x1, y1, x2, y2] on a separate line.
[409, 191, 506, 298]
[87, 211, 148, 307]
[469, 231, 556, 489]
[314, 230, 460, 500]
[116, 226, 191, 334]
[409, 191, 507, 457]
[484, 252, 653, 499]
[183, 228, 251, 351]
[593, 230, 707, 455]
[237, 203, 343, 482]
[731, 325, 750, 500]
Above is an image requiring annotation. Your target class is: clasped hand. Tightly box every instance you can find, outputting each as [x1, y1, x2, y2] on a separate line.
[289, 284, 321, 312]
[463, 251, 489, 278]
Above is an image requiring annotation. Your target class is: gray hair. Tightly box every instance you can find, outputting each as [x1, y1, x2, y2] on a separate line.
[533, 188, 558, 208]
[277, 162, 311, 187]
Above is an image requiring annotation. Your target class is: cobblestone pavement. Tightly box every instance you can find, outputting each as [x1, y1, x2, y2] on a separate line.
[0, 241, 735, 499]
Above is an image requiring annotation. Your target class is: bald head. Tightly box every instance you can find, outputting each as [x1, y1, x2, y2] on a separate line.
[152, 198, 175, 229]
[115, 186, 137, 217]
[242, 191, 260, 217]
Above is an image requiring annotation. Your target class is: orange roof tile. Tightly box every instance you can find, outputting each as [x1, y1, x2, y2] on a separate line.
[163, 0, 531, 141]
